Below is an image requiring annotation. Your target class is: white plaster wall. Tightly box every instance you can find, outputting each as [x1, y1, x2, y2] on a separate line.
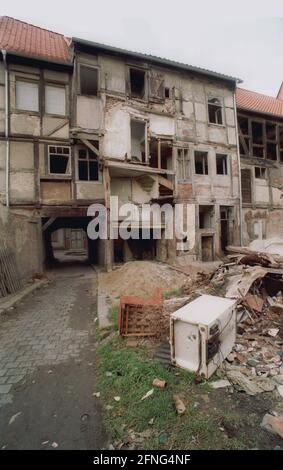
[103, 105, 129, 159]
[254, 181, 270, 203]
[76, 96, 104, 130]
[149, 114, 175, 135]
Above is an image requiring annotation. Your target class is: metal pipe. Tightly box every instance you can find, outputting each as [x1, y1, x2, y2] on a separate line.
[233, 89, 243, 246]
[2, 49, 9, 207]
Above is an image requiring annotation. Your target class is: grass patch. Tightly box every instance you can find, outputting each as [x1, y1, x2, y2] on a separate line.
[96, 334, 246, 450]
[164, 288, 183, 299]
[107, 305, 119, 329]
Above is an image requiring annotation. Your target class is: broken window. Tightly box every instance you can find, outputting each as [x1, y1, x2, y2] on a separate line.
[160, 141, 173, 170]
[255, 167, 266, 179]
[45, 85, 66, 115]
[195, 151, 208, 175]
[266, 122, 277, 141]
[77, 145, 99, 181]
[266, 142, 277, 161]
[199, 205, 214, 229]
[129, 68, 145, 99]
[208, 97, 223, 125]
[48, 146, 71, 175]
[16, 80, 39, 112]
[131, 120, 146, 162]
[241, 169, 252, 204]
[216, 154, 228, 175]
[177, 148, 190, 180]
[251, 120, 264, 158]
[79, 65, 98, 96]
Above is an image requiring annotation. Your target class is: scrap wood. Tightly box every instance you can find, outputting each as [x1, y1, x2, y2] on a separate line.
[226, 245, 283, 265]
[225, 266, 267, 299]
[244, 293, 264, 313]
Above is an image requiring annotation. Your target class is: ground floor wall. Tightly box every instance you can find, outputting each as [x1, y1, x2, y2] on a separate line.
[242, 207, 283, 246]
[0, 204, 43, 281]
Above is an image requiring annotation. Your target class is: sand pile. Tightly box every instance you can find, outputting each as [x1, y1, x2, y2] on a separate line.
[99, 261, 188, 301]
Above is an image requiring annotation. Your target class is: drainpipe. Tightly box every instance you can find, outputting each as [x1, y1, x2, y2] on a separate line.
[233, 88, 243, 246]
[2, 49, 10, 207]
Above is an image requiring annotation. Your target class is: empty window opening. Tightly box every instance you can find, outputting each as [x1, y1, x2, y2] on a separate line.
[252, 121, 263, 145]
[16, 80, 39, 112]
[252, 146, 264, 158]
[177, 148, 190, 179]
[266, 122, 277, 141]
[199, 205, 214, 229]
[220, 206, 233, 252]
[255, 167, 266, 179]
[195, 151, 208, 175]
[45, 85, 66, 115]
[238, 116, 249, 135]
[165, 87, 170, 98]
[77, 144, 99, 181]
[131, 120, 146, 162]
[80, 65, 98, 96]
[48, 146, 71, 175]
[208, 97, 223, 125]
[130, 68, 145, 99]
[216, 154, 228, 175]
[266, 142, 277, 161]
[161, 141, 173, 170]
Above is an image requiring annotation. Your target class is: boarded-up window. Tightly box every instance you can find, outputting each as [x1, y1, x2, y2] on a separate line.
[241, 169, 252, 203]
[16, 80, 39, 112]
[45, 85, 66, 115]
[149, 72, 164, 101]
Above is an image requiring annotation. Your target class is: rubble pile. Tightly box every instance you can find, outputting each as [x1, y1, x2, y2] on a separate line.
[209, 248, 283, 396]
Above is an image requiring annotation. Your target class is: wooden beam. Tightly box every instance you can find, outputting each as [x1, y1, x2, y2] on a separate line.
[42, 217, 56, 232]
[81, 138, 100, 158]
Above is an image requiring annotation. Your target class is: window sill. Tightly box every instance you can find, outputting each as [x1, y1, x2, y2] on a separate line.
[41, 175, 72, 180]
[208, 122, 225, 128]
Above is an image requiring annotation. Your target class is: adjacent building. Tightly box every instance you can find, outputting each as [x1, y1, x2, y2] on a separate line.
[236, 87, 283, 248]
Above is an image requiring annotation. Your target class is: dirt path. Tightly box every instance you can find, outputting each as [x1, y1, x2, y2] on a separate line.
[0, 264, 107, 450]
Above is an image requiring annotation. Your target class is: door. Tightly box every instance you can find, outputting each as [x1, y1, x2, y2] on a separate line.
[241, 169, 252, 203]
[70, 229, 84, 249]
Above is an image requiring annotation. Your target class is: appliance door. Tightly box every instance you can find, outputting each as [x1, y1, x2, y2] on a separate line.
[171, 319, 200, 372]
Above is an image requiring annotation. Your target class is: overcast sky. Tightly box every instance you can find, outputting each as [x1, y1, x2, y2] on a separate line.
[2, 0, 283, 96]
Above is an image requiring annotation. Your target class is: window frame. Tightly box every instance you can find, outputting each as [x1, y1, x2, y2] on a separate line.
[216, 153, 229, 176]
[15, 78, 40, 114]
[207, 96, 224, 126]
[47, 145, 71, 176]
[177, 148, 190, 180]
[76, 145, 100, 182]
[44, 82, 67, 117]
[254, 166, 267, 180]
[78, 63, 100, 97]
[194, 150, 209, 175]
[128, 66, 147, 101]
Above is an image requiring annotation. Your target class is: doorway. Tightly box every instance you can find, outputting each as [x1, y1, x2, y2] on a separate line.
[220, 206, 233, 253]
[201, 235, 214, 261]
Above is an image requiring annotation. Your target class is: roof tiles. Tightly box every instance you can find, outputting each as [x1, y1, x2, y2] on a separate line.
[236, 87, 283, 118]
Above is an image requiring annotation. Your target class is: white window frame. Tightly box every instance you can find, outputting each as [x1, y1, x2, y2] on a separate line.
[194, 150, 209, 175]
[48, 145, 71, 176]
[45, 83, 67, 116]
[207, 96, 224, 126]
[15, 79, 39, 113]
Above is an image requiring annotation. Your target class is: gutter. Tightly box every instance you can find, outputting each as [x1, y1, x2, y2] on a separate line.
[233, 90, 243, 246]
[1, 49, 10, 207]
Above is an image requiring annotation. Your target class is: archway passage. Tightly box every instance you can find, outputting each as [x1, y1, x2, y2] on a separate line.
[42, 217, 99, 269]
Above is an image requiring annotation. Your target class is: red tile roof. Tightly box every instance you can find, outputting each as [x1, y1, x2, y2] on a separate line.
[236, 87, 283, 118]
[0, 16, 71, 64]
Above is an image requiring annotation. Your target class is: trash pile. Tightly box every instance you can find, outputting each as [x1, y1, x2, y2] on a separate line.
[208, 246, 283, 397]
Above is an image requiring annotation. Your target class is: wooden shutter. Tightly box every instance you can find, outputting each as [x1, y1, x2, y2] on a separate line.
[149, 72, 164, 101]
[241, 169, 252, 203]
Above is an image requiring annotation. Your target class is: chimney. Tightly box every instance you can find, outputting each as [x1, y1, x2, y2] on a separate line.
[277, 82, 283, 100]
